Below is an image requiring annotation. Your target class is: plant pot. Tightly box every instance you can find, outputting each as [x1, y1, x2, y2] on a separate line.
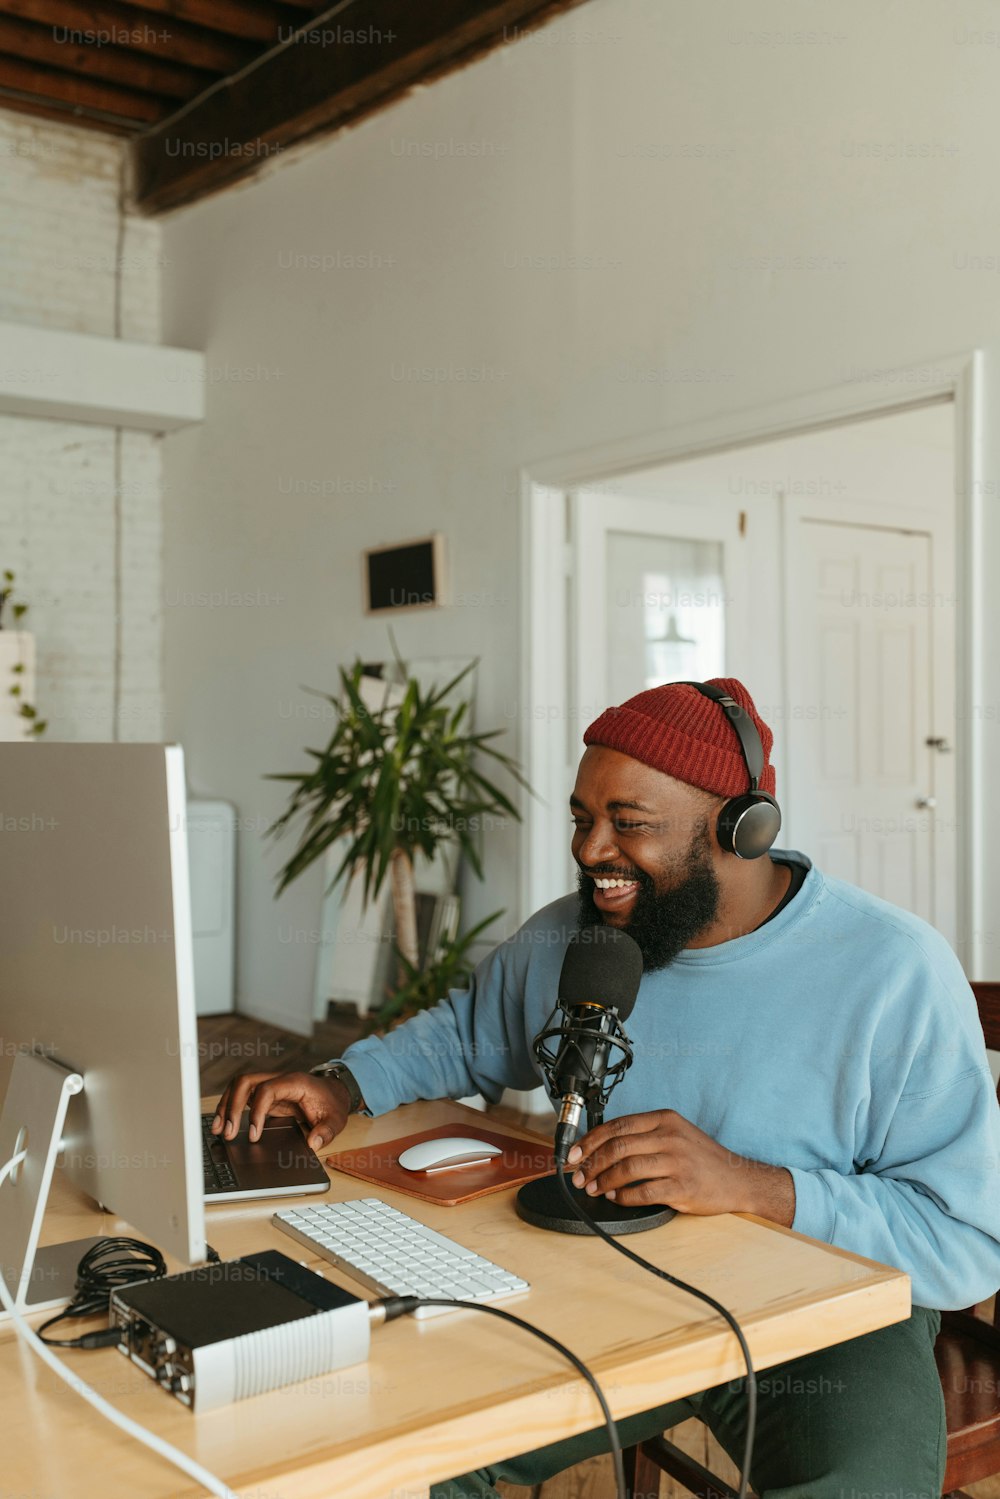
[0, 631, 35, 741]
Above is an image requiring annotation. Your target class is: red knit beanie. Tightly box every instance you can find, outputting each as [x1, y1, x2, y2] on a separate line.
[583, 678, 776, 798]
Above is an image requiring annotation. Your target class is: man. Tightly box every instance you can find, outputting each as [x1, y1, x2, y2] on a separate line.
[214, 679, 1000, 1497]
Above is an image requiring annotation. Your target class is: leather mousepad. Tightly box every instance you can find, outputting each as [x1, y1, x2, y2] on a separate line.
[325, 1123, 556, 1206]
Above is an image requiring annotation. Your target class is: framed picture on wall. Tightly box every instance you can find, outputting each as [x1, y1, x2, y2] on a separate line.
[363, 533, 448, 614]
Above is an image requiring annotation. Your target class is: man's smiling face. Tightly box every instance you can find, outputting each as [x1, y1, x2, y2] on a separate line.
[570, 744, 724, 970]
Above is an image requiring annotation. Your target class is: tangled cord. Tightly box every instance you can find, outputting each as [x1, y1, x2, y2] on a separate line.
[37, 1236, 167, 1348]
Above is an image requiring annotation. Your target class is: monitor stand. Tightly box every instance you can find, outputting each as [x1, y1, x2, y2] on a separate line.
[0, 1050, 102, 1317]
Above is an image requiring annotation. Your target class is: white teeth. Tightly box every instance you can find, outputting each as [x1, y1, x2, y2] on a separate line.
[594, 877, 638, 890]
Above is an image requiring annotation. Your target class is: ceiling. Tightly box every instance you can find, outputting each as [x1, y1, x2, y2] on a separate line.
[0, 0, 589, 212]
[0, 0, 329, 135]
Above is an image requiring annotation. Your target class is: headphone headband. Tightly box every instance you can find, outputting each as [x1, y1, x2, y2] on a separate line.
[671, 681, 764, 791]
[668, 680, 781, 858]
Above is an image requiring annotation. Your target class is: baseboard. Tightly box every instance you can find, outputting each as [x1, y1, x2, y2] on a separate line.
[230, 1001, 313, 1037]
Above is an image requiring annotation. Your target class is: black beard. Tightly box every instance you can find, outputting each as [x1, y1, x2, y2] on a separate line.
[576, 823, 721, 972]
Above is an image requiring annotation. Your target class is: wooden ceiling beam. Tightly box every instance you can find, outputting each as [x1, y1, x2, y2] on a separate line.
[0, 0, 255, 73]
[110, 0, 304, 44]
[132, 0, 591, 213]
[0, 50, 164, 122]
[0, 85, 135, 132]
[0, 15, 209, 99]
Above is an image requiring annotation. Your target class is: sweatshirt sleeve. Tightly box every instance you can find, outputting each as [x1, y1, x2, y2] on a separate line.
[789, 917, 1000, 1314]
[333, 936, 543, 1116]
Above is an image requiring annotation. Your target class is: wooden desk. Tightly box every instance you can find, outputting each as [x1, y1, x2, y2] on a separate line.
[1, 1099, 910, 1499]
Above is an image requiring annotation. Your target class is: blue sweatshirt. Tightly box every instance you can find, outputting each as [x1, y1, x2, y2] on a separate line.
[339, 851, 1000, 1310]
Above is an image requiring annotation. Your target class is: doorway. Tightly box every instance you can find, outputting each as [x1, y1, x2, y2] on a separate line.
[522, 385, 969, 958]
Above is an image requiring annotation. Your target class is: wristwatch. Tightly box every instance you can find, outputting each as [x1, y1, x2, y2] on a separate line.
[310, 1060, 370, 1116]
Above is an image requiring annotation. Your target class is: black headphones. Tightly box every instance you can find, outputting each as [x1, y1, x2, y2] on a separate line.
[672, 681, 782, 860]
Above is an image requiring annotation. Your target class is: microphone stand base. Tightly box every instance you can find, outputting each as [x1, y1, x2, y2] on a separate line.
[515, 1173, 675, 1236]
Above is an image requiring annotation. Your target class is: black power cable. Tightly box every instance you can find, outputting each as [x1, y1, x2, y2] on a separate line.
[374, 1295, 627, 1499]
[40, 1231, 632, 1499]
[38, 1237, 168, 1348]
[38, 1239, 224, 1350]
[42, 1209, 744, 1499]
[554, 1168, 757, 1499]
[43, 1240, 624, 1495]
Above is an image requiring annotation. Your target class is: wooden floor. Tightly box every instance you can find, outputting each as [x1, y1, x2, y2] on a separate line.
[197, 1014, 1000, 1499]
[197, 1012, 319, 1093]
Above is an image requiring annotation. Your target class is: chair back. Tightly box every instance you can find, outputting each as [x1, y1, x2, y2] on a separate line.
[960, 983, 1000, 1325]
[971, 982, 1000, 1101]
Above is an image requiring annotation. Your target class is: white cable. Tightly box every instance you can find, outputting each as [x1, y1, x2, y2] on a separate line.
[0, 1149, 237, 1499]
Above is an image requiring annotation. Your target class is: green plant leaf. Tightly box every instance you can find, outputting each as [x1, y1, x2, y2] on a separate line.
[423, 658, 478, 711]
[267, 651, 533, 927]
[370, 910, 505, 1028]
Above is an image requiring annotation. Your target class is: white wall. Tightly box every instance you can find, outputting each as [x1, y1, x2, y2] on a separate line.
[0, 108, 164, 740]
[160, 0, 1000, 1029]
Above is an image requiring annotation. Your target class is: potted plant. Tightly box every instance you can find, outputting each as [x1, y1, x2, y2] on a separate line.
[268, 650, 528, 1027]
[0, 571, 45, 740]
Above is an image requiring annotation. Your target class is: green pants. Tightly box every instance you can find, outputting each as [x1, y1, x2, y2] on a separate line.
[431, 1306, 945, 1498]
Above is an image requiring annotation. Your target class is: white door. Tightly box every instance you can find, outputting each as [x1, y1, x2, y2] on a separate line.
[785, 519, 955, 937]
[561, 490, 750, 895]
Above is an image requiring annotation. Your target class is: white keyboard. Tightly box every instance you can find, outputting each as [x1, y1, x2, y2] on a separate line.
[272, 1198, 530, 1319]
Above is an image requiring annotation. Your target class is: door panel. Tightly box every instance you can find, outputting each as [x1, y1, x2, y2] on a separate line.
[787, 520, 940, 925]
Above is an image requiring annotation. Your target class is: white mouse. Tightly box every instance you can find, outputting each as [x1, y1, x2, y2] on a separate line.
[398, 1136, 503, 1174]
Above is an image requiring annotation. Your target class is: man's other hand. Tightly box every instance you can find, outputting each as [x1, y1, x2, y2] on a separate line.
[566, 1109, 795, 1225]
[210, 1069, 352, 1152]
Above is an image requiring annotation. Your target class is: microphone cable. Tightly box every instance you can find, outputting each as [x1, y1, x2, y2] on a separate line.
[554, 1167, 756, 1499]
[372, 1295, 627, 1499]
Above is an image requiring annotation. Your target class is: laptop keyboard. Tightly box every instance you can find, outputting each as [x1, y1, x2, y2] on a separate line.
[272, 1198, 530, 1319]
[201, 1114, 239, 1195]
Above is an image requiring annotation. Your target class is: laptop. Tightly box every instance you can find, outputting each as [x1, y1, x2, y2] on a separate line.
[201, 1112, 331, 1202]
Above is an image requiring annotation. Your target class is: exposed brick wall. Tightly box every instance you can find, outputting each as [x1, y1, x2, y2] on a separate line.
[0, 107, 164, 741]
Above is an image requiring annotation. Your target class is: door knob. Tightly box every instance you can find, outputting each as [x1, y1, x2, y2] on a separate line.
[915, 795, 937, 809]
[925, 737, 952, 753]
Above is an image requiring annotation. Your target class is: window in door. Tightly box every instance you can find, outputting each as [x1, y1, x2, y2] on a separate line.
[606, 532, 726, 700]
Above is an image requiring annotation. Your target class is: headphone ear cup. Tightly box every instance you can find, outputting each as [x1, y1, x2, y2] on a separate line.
[716, 794, 782, 860]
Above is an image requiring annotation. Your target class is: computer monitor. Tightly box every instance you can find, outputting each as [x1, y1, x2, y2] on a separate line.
[0, 743, 206, 1310]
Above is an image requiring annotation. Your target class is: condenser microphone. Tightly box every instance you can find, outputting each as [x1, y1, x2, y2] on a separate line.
[516, 926, 674, 1237]
[547, 928, 643, 1166]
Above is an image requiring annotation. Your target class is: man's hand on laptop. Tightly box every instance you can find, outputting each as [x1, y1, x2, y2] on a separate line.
[565, 1109, 796, 1226]
[211, 1070, 351, 1152]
